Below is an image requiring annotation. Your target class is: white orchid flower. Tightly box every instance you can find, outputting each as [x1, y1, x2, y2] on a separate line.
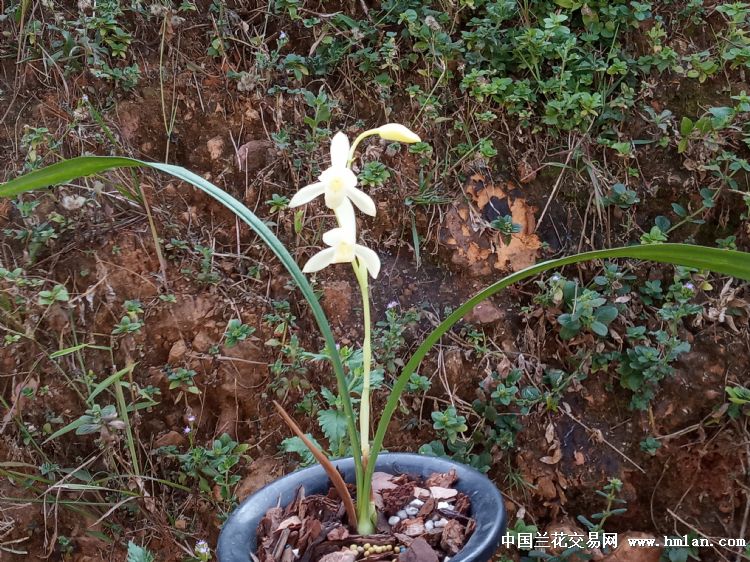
[302, 225, 381, 279]
[289, 132, 376, 216]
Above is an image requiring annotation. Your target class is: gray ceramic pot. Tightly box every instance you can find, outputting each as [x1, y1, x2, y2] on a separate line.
[217, 453, 506, 562]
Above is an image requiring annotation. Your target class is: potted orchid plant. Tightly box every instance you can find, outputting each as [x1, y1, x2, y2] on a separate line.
[217, 124, 511, 562]
[2, 125, 750, 562]
[284, 125, 422, 533]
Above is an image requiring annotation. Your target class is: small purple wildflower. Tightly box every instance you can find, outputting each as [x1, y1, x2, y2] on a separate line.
[387, 300, 399, 309]
[183, 426, 191, 435]
[187, 414, 196, 423]
[684, 282, 695, 292]
[195, 540, 210, 555]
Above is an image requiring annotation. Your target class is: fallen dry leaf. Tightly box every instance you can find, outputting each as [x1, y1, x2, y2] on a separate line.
[463, 301, 505, 324]
[545, 422, 555, 444]
[206, 135, 224, 160]
[540, 447, 562, 465]
[440, 173, 541, 276]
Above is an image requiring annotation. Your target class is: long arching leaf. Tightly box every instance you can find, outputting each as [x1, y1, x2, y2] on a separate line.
[0, 156, 364, 490]
[368, 244, 750, 484]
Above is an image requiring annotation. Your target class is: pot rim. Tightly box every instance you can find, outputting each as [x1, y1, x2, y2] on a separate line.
[217, 452, 506, 562]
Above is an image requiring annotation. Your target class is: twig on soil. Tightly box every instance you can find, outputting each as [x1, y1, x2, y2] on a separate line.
[737, 490, 750, 562]
[499, 489, 538, 527]
[44, 454, 100, 556]
[584, 160, 605, 234]
[666, 509, 733, 562]
[89, 495, 137, 528]
[358, 0, 371, 19]
[136, 181, 170, 287]
[656, 423, 702, 441]
[159, 13, 179, 163]
[0, 535, 30, 556]
[272, 400, 358, 529]
[561, 405, 645, 474]
[0, 88, 19, 126]
[649, 459, 669, 533]
[191, 352, 267, 366]
[298, 8, 343, 18]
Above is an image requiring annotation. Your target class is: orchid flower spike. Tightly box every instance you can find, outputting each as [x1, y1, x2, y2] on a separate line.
[289, 132, 376, 216]
[303, 226, 381, 279]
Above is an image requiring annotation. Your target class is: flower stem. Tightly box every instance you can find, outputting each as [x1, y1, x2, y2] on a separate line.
[353, 258, 376, 535]
[332, 206, 370, 523]
[345, 129, 379, 536]
[353, 259, 372, 462]
[348, 129, 380, 166]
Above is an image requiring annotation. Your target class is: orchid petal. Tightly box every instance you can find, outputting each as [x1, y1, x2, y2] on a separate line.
[289, 182, 325, 207]
[319, 166, 357, 189]
[354, 245, 381, 279]
[332, 241, 356, 263]
[345, 186, 376, 216]
[330, 132, 350, 168]
[322, 227, 352, 247]
[324, 188, 347, 209]
[335, 199, 357, 238]
[302, 247, 337, 273]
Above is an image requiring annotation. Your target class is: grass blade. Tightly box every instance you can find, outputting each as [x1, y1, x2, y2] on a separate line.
[42, 417, 87, 444]
[89, 363, 135, 404]
[49, 343, 110, 359]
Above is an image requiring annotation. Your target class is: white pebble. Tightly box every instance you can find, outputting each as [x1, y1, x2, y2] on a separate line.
[425, 520, 435, 532]
[437, 502, 452, 510]
[409, 498, 425, 507]
[405, 506, 419, 516]
[435, 518, 448, 528]
[388, 516, 401, 526]
[397, 510, 408, 519]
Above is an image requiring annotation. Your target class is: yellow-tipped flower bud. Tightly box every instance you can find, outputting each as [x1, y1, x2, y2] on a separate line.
[376, 123, 421, 143]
